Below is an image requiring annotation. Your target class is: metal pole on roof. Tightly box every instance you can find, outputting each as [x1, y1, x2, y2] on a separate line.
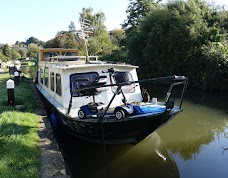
[84, 39, 89, 63]
[77, 18, 93, 63]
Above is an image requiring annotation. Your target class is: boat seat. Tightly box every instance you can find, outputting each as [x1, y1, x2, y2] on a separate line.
[87, 102, 107, 112]
[77, 75, 107, 96]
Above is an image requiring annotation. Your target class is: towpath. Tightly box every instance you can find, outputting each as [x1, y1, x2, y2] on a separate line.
[0, 68, 71, 178]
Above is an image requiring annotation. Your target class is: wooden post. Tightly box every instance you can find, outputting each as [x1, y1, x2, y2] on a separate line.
[6, 79, 15, 106]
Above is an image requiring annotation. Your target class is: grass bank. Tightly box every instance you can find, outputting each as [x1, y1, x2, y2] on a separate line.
[0, 70, 40, 178]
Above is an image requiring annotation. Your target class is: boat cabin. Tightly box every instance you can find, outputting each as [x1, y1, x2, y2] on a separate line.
[37, 48, 142, 117]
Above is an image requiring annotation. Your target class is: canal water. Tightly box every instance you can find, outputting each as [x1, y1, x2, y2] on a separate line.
[54, 87, 228, 178]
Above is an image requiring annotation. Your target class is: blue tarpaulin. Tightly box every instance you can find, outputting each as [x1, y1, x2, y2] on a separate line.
[133, 105, 166, 115]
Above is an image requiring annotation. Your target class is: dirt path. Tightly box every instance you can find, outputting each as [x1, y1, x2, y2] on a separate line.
[33, 83, 71, 178]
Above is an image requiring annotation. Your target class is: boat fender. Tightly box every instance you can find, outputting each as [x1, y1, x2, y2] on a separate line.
[165, 99, 175, 110]
[50, 113, 59, 130]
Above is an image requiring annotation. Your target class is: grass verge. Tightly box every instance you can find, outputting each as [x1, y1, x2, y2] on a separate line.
[0, 70, 40, 178]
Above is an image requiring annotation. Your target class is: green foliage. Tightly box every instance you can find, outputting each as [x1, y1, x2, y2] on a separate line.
[11, 44, 27, 58]
[2, 44, 11, 57]
[126, 0, 228, 91]
[27, 43, 41, 58]
[78, 7, 114, 56]
[45, 31, 80, 50]
[11, 50, 21, 61]
[68, 21, 76, 32]
[110, 29, 126, 47]
[0, 51, 9, 62]
[43, 7, 114, 56]
[100, 46, 129, 63]
[19, 48, 27, 57]
[25, 36, 45, 47]
[79, 7, 106, 28]
[88, 28, 113, 55]
[122, 0, 160, 36]
[198, 42, 228, 90]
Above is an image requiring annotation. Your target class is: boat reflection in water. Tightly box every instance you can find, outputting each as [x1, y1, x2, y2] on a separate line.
[57, 131, 179, 178]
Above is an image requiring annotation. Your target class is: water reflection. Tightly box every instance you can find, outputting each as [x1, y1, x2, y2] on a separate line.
[139, 85, 228, 177]
[143, 85, 228, 159]
[56, 131, 179, 178]
[185, 89, 228, 113]
[158, 100, 228, 160]
[156, 90, 228, 178]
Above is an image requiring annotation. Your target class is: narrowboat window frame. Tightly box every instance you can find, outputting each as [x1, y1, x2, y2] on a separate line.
[44, 66, 49, 88]
[56, 73, 62, 96]
[70, 72, 99, 97]
[50, 72, 55, 92]
[39, 67, 44, 84]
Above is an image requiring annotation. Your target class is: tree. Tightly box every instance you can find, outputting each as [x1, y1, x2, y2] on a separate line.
[25, 37, 45, 47]
[100, 29, 128, 63]
[79, 7, 106, 28]
[110, 29, 126, 47]
[0, 51, 9, 62]
[19, 49, 27, 58]
[78, 7, 113, 56]
[126, 0, 228, 90]
[27, 43, 41, 58]
[25, 37, 39, 45]
[122, 0, 160, 36]
[3, 44, 11, 57]
[68, 21, 76, 32]
[45, 30, 79, 49]
[11, 49, 21, 61]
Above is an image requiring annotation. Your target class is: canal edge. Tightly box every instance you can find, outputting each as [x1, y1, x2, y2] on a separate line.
[33, 82, 71, 178]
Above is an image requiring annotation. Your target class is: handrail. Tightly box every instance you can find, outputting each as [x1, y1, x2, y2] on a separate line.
[75, 75, 187, 93]
[42, 55, 98, 62]
[164, 80, 188, 109]
[67, 75, 188, 115]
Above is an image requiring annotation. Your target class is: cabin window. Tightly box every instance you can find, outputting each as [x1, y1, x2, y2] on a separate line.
[56, 73, 61, 96]
[70, 72, 99, 97]
[43, 51, 60, 61]
[44, 67, 49, 87]
[62, 52, 77, 56]
[50, 72, 55, 91]
[119, 72, 135, 93]
[111, 72, 135, 93]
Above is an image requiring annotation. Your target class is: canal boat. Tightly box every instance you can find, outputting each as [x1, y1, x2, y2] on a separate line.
[36, 18, 188, 144]
[35, 47, 188, 144]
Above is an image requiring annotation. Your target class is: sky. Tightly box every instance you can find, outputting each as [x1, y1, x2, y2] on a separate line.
[0, 0, 227, 44]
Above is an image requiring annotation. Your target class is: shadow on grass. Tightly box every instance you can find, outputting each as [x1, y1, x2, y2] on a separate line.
[0, 123, 35, 136]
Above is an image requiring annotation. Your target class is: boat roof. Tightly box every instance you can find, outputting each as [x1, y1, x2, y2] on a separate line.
[38, 48, 138, 69]
[40, 60, 138, 69]
[39, 48, 79, 52]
